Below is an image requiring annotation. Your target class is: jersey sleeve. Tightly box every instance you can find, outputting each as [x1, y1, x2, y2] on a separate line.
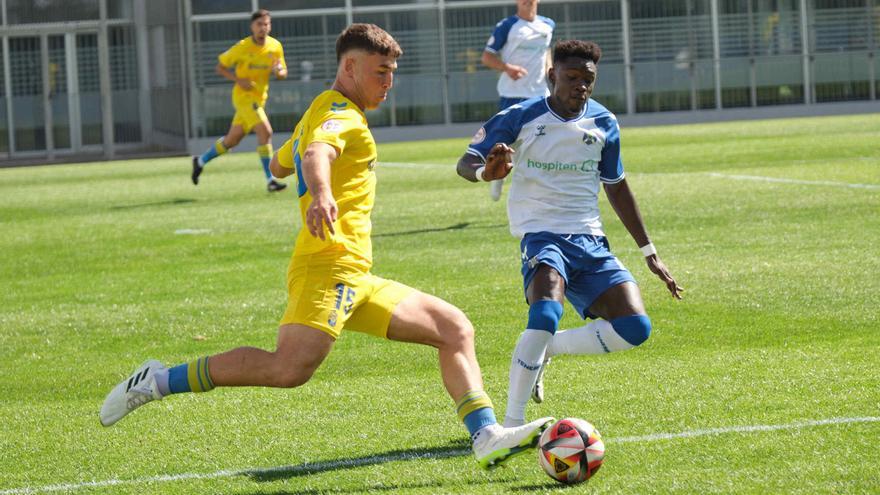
[597, 116, 625, 183]
[277, 134, 296, 169]
[217, 42, 241, 68]
[307, 109, 361, 156]
[466, 108, 521, 161]
[275, 41, 287, 71]
[485, 17, 515, 54]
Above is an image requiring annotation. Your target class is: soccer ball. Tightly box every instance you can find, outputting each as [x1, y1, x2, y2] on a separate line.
[537, 418, 605, 484]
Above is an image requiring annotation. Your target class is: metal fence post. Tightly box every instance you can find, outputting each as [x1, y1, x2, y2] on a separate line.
[438, 0, 451, 125]
[41, 33, 54, 158]
[869, 0, 876, 100]
[134, 0, 152, 148]
[799, 0, 812, 104]
[98, 0, 115, 157]
[621, 0, 634, 114]
[711, 0, 722, 109]
[2, 35, 13, 154]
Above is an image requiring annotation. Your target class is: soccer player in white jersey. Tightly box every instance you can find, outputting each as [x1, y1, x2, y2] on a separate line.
[481, 0, 554, 202]
[457, 40, 683, 427]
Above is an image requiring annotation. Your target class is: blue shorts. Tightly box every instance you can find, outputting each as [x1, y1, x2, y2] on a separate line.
[520, 232, 636, 319]
[499, 97, 528, 111]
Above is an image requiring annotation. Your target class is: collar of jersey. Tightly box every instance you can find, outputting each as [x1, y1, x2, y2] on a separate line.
[543, 97, 588, 123]
[327, 89, 366, 118]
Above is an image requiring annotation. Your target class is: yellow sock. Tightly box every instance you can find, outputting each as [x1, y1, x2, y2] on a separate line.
[185, 356, 215, 393]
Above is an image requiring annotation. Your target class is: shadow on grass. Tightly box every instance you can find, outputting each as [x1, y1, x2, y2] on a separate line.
[373, 222, 507, 238]
[110, 198, 196, 210]
[242, 439, 470, 485]
[234, 477, 513, 495]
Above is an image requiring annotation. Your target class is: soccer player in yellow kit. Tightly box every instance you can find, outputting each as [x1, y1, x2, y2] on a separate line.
[191, 9, 289, 192]
[100, 24, 552, 470]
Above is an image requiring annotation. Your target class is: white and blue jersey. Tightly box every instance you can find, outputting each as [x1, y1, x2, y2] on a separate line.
[467, 97, 634, 318]
[467, 97, 625, 239]
[485, 15, 554, 99]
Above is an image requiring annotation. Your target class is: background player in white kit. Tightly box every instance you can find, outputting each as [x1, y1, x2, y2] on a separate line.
[481, 0, 554, 201]
[458, 40, 683, 427]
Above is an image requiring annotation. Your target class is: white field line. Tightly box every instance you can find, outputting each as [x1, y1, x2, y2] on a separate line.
[380, 162, 880, 190]
[2, 416, 879, 495]
[706, 172, 880, 190]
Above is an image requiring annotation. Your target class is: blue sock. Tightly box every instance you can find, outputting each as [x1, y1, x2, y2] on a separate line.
[456, 390, 497, 437]
[165, 357, 215, 395]
[464, 408, 497, 437]
[527, 300, 563, 334]
[199, 138, 228, 167]
[257, 143, 273, 181]
[260, 156, 272, 180]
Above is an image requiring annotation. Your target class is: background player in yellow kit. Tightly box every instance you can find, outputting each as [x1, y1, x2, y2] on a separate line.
[191, 9, 289, 192]
[101, 23, 552, 470]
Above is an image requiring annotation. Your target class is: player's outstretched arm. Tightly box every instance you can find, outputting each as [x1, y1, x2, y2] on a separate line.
[481, 51, 527, 80]
[456, 143, 514, 182]
[604, 179, 683, 299]
[301, 142, 340, 241]
[269, 153, 292, 179]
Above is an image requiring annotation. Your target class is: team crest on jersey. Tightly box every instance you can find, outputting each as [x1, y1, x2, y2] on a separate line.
[535, 125, 546, 137]
[471, 127, 486, 145]
[322, 119, 342, 132]
[583, 132, 598, 145]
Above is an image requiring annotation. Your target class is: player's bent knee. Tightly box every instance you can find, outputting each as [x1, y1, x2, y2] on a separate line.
[273, 367, 314, 388]
[527, 300, 563, 334]
[432, 304, 474, 349]
[610, 314, 652, 347]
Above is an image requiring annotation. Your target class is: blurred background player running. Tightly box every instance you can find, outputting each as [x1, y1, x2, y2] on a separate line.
[481, 0, 554, 201]
[191, 9, 289, 192]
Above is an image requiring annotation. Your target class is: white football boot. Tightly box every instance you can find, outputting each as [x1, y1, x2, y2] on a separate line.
[100, 359, 164, 426]
[531, 358, 550, 404]
[489, 179, 504, 201]
[472, 417, 554, 469]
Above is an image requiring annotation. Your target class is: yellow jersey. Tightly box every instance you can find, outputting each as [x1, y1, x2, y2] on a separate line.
[218, 35, 286, 107]
[278, 90, 378, 267]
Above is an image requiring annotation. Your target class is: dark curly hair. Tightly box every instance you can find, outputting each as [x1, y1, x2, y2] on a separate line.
[552, 40, 602, 64]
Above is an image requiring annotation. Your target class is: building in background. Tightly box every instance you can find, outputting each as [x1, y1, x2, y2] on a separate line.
[0, 0, 878, 163]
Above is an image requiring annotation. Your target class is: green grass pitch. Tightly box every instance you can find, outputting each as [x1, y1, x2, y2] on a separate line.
[1, 114, 879, 494]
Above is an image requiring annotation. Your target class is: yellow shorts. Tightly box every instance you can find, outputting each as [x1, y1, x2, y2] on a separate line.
[232, 100, 269, 134]
[280, 257, 415, 340]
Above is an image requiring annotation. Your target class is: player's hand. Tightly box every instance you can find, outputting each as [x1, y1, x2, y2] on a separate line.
[271, 57, 286, 77]
[645, 255, 684, 300]
[504, 64, 528, 80]
[305, 191, 337, 241]
[236, 78, 254, 90]
[483, 143, 514, 181]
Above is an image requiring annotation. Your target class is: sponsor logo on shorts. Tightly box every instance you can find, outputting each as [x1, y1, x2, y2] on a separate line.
[526, 158, 597, 173]
[328, 310, 338, 327]
[470, 127, 486, 145]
